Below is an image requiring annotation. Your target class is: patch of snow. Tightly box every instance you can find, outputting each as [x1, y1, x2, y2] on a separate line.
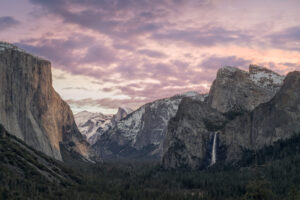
[182, 91, 199, 97]
[118, 106, 145, 143]
[0, 42, 26, 53]
[75, 111, 113, 144]
[250, 68, 284, 88]
[94, 92, 207, 151]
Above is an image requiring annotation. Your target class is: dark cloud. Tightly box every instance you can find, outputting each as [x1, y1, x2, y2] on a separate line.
[280, 62, 300, 69]
[113, 42, 136, 51]
[200, 55, 251, 70]
[267, 26, 300, 51]
[152, 26, 253, 47]
[16, 33, 254, 109]
[0, 16, 20, 30]
[16, 35, 117, 77]
[171, 60, 190, 70]
[28, 0, 213, 45]
[16, 34, 95, 66]
[66, 82, 207, 110]
[81, 45, 117, 64]
[138, 49, 167, 58]
[28, 0, 175, 39]
[261, 62, 300, 74]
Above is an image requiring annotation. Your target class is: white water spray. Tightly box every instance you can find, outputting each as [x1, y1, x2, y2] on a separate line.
[210, 132, 217, 166]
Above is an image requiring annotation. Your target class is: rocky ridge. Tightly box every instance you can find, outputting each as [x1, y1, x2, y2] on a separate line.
[75, 107, 133, 145]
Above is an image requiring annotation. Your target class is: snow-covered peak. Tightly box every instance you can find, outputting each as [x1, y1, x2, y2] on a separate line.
[119, 107, 133, 115]
[177, 91, 207, 102]
[182, 91, 200, 97]
[75, 111, 109, 125]
[113, 107, 134, 121]
[75, 111, 113, 143]
[249, 64, 284, 88]
[93, 91, 209, 158]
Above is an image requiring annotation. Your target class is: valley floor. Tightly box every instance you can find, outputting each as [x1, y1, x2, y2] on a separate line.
[1, 125, 300, 200]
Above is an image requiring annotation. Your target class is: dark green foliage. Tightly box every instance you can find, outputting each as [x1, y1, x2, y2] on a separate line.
[1, 123, 300, 199]
[242, 180, 274, 200]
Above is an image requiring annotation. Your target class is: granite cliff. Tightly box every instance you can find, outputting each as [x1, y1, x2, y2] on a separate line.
[0, 42, 91, 161]
[162, 65, 296, 169]
[208, 65, 284, 114]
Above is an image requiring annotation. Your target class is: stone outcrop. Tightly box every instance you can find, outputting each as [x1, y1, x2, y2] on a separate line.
[162, 65, 298, 169]
[207, 65, 284, 114]
[0, 42, 91, 161]
[113, 107, 133, 122]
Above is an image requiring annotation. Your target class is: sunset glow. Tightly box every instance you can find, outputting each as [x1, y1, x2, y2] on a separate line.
[1, 0, 300, 114]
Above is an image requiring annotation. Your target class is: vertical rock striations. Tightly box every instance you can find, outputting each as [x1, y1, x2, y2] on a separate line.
[221, 71, 300, 162]
[162, 98, 227, 169]
[0, 42, 91, 161]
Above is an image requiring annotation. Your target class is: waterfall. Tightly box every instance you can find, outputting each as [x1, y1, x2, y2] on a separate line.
[210, 132, 218, 166]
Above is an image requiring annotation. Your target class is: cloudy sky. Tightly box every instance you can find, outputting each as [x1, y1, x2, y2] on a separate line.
[1, 0, 300, 114]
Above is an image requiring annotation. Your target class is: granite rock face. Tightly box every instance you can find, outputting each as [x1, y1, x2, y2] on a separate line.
[162, 98, 227, 169]
[0, 42, 91, 161]
[162, 65, 297, 169]
[92, 92, 207, 160]
[208, 65, 284, 114]
[222, 71, 300, 162]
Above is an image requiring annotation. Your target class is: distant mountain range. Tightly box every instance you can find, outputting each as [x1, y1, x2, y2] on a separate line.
[74, 107, 133, 144]
[91, 91, 207, 160]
